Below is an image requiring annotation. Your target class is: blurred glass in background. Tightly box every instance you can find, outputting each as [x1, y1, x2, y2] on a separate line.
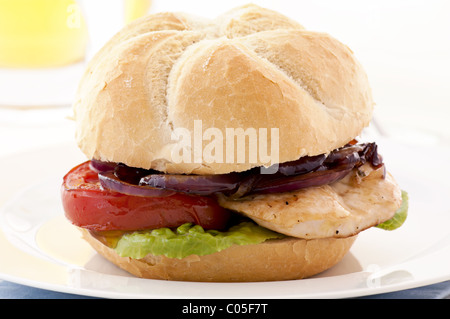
[0, 0, 448, 145]
[0, 0, 151, 107]
[125, 0, 152, 23]
[0, 0, 88, 68]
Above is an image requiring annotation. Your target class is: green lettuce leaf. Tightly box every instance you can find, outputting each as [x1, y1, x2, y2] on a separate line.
[376, 190, 409, 231]
[114, 222, 284, 259]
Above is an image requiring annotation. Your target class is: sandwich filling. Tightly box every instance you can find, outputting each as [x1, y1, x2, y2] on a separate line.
[61, 141, 408, 259]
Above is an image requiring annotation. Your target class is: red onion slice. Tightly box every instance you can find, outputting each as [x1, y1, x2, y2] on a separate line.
[99, 171, 176, 197]
[139, 173, 241, 196]
[226, 174, 263, 199]
[325, 145, 364, 167]
[249, 166, 353, 195]
[277, 154, 326, 176]
[89, 159, 117, 173]
[114, 163, 156, 184]
[93, 142, 384, 199]
[362, 143, 383, 167]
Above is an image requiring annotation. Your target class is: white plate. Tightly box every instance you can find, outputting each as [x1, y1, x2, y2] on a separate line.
[0, 139, 449, 299]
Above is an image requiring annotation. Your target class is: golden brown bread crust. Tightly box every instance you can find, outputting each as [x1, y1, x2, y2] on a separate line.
[79, 227, 356, 282]
[73, 4, 373, 174]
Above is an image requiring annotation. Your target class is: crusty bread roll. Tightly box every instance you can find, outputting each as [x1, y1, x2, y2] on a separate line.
[79, 227, 357, 282]
[67, 4, 388, 283]
[73, 4, 373, 174]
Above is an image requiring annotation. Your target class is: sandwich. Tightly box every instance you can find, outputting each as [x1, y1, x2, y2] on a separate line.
[61, 4, 408, 282]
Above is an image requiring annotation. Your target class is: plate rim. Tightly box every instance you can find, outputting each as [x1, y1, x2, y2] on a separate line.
[1, 141, 450, 299]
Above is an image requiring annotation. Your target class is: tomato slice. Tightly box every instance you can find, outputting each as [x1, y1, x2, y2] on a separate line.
[61, 161, 231, 231]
